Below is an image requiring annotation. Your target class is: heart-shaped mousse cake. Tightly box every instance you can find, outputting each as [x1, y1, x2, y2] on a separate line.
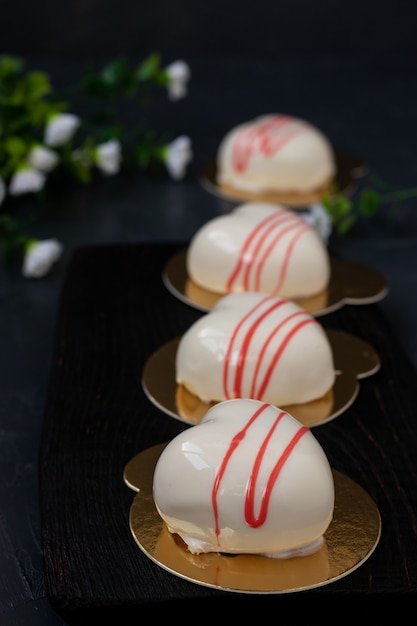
[216, 114, 336, 195]
[153, 399, 335, 557]
[175, 292, 335, 406]
[186, 202, 330, 299]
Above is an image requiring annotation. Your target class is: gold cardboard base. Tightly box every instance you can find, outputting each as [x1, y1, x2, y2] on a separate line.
[163, 248, 388, 316]
[124, 444, 381, 594]
[200, 150, 368, 207]
[141, 330, 380, 428]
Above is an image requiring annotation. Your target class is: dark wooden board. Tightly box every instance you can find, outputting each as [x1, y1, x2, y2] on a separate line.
[39, 243, 417, 621]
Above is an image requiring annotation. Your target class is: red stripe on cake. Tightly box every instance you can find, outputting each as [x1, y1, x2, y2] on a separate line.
[211, 402, 309, 544]
[231, 115, 306, 172]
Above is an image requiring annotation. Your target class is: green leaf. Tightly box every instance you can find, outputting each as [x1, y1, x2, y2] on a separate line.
[4, 135, 28, 158]
[358, 189, 380, 217]
[0, 214, 21, 237]
[100, 57, 131, 87]
[25, 71, 52, 100]
[100, 57, 139, 95]
[80, 71, 111, 98]
[135, 52, 161, 81]
[63, 153, 92, 184]
[0, 55, 24, 80]
[81, 58, 139, 98]
[0, 214, 27, 266]
[322, 194, 352, 220]
[335, 213, 356, 236]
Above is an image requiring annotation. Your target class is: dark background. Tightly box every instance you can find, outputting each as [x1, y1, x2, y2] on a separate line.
[1, 3, 417, 625]
[1, 0, 416, 62]
[1, 0, 415, 196]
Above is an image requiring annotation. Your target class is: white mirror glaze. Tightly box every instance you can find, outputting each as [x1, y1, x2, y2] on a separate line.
[153, 399, 335, 558]
[216, 114, 336, 194]
[176, 292, 335, 406]
[186, 202, 330, 299]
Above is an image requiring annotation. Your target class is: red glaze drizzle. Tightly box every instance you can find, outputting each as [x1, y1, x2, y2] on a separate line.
[231, 115, 306, 173]
[211, 402, 309, 544]
[225, 208, 310, 294]
[253, 317, 314, 400]
[222, 297, 317, 400]
[225, 210, 290, 291]
[222, 295, 283, 398]
[255, 222, 310, 294]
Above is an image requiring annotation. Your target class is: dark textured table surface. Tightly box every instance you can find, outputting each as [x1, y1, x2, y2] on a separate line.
[1, 54, 417, 624]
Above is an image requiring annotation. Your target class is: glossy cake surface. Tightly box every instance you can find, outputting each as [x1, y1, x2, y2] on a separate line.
[153, 399, 335, 557]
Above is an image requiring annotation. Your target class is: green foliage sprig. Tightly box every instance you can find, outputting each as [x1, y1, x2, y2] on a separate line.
[0, 53, 192, 189]
[322, 176, 417, 237]
[0, 53, 192, 276]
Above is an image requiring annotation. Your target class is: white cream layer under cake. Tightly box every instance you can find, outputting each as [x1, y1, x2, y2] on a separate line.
[153, 399, 335, 558]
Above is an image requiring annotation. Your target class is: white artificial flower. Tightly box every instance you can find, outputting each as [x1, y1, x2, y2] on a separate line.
[44, 113, 81, 147]
[28, 145, 59, 172]
[302, 202, 332, 245]
[164, 135, 193, 180]
[0, 177, 5, 206]
[165, 60, 191, 101]
[94, 139, 122, 176]
[22, 238, 63, 278]
[9, 168, 46, 196]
